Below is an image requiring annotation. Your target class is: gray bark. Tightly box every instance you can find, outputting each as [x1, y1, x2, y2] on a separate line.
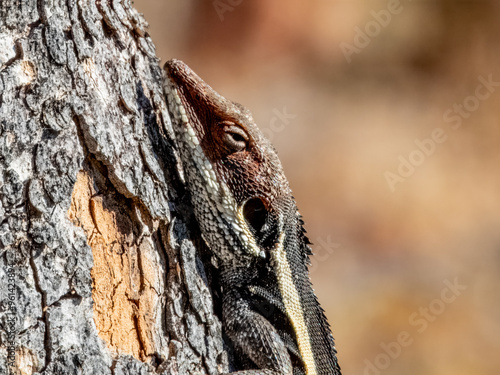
[0, 1, 226, 374]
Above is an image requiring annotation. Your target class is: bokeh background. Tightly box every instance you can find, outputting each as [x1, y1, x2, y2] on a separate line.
[134, 1, 500, 374]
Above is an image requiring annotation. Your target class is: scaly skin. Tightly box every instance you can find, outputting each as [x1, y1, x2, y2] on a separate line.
[163, 59, 341, 375]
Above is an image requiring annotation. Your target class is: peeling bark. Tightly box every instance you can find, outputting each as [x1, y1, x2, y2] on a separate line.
[0, 1, 226, 374]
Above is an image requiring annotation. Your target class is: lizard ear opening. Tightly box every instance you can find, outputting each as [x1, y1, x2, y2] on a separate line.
[242, 198, 278, 249]
[242, 197, 267, 236]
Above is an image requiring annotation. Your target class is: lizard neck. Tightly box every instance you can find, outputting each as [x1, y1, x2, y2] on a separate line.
[273, 218, 341, 375]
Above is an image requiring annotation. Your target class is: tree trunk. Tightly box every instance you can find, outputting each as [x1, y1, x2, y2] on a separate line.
[0, 1, 226, 374]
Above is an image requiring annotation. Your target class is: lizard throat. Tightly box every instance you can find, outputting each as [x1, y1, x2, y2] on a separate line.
[163, 77, 265, 259]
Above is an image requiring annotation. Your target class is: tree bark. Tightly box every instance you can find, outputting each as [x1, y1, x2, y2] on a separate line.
[0, 1, 226, 374]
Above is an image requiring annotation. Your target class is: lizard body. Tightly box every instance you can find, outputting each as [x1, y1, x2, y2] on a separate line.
[163, 59, 341, 375]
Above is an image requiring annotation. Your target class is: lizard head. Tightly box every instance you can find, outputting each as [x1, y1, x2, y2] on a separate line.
[164, 59, 293, 261]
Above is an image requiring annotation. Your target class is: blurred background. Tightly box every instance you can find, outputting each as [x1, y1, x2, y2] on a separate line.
[134, 1, 500, 374]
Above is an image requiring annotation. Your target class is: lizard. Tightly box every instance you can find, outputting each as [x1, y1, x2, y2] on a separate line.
[163, 59, 342, 375]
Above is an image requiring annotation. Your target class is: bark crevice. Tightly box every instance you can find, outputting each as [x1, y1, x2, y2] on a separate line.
[28, 246, 50, 371]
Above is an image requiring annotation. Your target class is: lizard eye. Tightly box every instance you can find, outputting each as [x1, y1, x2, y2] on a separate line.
[221, 123, 248, 153]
